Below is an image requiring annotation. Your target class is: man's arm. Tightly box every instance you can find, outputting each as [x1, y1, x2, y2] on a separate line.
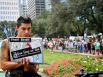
[1, 39, 23, 71]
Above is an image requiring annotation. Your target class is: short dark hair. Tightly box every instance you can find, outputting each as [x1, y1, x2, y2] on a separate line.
[17, 16, 32, 27]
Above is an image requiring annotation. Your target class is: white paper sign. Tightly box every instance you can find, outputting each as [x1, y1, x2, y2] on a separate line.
[9, 37, 43, 64]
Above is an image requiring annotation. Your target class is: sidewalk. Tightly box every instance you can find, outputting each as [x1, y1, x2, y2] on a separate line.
[38, 68, 49, 77]
[48, 49, 102, 56]
[64, 50, 103, 56]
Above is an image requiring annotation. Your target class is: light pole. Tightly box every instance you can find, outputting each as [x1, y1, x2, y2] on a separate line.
[83, 19, 88, 41]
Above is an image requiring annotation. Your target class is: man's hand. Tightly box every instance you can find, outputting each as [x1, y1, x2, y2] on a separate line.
[21, 58, 39, 72]
[22, 58, 30, 71]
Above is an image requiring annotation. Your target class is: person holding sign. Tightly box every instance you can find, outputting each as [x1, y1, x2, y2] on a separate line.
[1, 16, 41, 77]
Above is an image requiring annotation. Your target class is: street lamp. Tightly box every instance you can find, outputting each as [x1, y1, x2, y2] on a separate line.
[83, 19, 88, 41]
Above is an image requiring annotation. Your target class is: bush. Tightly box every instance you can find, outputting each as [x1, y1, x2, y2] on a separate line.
[76, 56, 103, 72]
[43, 55, 103, 77]
[44, 59, 82, 77]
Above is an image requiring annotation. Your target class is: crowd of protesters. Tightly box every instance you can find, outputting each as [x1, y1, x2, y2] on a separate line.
[42, 36, 103, 55]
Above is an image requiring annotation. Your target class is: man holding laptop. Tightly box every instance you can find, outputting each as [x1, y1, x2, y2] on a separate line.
[1, 16, 41, 77]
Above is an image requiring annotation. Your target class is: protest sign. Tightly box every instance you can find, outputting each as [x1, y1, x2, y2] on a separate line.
[9, 37, 43, 64]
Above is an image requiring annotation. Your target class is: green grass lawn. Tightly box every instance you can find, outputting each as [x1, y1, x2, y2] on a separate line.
[43, 49, 83, 64]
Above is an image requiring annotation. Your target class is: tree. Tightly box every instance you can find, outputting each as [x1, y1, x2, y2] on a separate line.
[0, 21, 16, 39]
[32, 0, 103, 37]
[68, 0, 103, 34]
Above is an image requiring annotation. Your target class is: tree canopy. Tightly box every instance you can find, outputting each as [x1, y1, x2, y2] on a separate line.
[31, 0, 102, 37]
[0, 0, 103, 39]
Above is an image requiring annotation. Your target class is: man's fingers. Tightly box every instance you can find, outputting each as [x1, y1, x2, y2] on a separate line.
[22, 58, 26, 64]
[23, 58, 30, 65]
[25, 58, 28, 65]
[27, 58, 30, 65]
[23, 58, 30, 71]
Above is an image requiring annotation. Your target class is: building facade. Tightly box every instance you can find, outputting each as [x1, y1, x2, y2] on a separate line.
[20, 0, 28, 16]
[0, 0, 21, 21]
[27, 0, 45, 19]
[45, 0, 51, 12]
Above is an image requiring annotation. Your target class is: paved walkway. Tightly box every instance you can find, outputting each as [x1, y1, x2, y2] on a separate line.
[38, 68, 49, 77]
[0, 71, 5, 77]
[38, 72, 49, 77]
[49, 49, 102, 56]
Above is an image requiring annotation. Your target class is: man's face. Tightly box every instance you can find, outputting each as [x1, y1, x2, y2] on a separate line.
[16, 23, 32, 37]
